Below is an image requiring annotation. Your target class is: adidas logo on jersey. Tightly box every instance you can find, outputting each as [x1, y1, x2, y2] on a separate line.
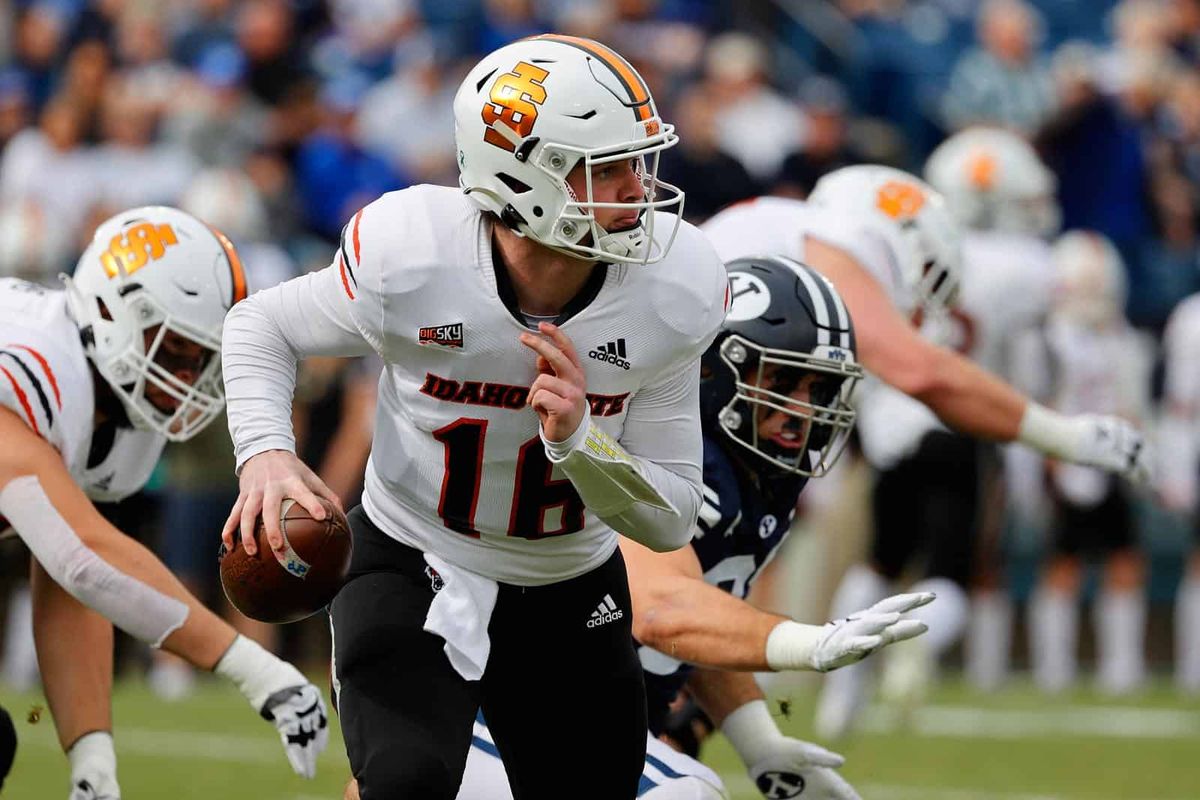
[589, 339, 630, 370]
[587, 594, 624, 628]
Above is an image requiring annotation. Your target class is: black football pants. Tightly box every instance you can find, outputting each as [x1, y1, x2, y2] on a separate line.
[331, 506, 647, 799]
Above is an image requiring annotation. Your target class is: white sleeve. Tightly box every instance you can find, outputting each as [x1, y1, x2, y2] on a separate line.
[546, 358, 704, 552]
[1159, 308, 1200, 497]
[222, 265, 376, 471]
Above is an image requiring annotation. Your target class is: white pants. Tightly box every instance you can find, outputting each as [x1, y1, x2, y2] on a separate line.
[457, 719, 729, 799]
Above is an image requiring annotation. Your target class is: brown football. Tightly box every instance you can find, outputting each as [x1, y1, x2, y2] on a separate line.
[219, 497, 353, 624]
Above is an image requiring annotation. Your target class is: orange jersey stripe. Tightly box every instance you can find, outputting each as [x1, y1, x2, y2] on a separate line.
[352, 208, 364, 265]
[207, 226, 248, 304]
[338, 254, 356, 300]
[7, 344, 61, 408]
[1, 365, 39, 436]
[534, 35, 653, 121]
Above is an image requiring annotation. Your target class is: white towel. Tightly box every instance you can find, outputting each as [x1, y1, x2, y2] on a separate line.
[422, 553, 499, 681]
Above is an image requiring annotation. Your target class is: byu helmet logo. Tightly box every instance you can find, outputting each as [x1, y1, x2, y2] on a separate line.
[756, 770, 806, 799]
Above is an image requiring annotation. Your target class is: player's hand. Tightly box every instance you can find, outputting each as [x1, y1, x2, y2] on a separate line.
[69, 779, 120, 800]
[746, 737, 860, 800]
[811, 592, 934, 672]
[1068, 414, 1150, 484]
[260, 682, 330, 780]
[222, 450, 342, 556]
[520, 322, 587, 442]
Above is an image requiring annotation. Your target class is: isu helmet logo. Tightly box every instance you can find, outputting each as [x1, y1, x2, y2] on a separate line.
[482, 61, 550, 152]
[967, 149, 998, 190]
[875, 180, 926, 221]
[99, 221, 180, 278]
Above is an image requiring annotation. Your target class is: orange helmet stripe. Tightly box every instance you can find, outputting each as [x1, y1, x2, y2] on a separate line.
[532, 34, 653, 122]
[207, 225, 248, 305]
[0, 365, 39, 436]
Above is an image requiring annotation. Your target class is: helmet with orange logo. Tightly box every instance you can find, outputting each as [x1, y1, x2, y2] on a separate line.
[64, 206, 248, 441]
[453, 35, 682, 264]
[808, 165, 962, 316]
[924, 127, 1059, 238]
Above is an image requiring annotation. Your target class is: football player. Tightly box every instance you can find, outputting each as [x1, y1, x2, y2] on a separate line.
[922, 127, 1060, 692]
[1160, 288, 1200, 694]
[700, 164, 1150, 739]
[220, 36, 728, 799]
[0, 207, 330, 799]
[1028, 231, 1152, 695]
[454, 256, 933, 800]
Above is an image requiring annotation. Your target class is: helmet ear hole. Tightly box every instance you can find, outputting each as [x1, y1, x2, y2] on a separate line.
[97, 298, 113, 321]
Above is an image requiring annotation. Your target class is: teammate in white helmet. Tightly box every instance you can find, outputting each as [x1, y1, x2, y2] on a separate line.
[838, 128, 1062, 708]
[701, 164, 1150, 739]
[221, 36, 728, 798]
[0, 207, 330, 799]
[1159, 288, 1200, 694]
[1028, 231, 1152, 695]
[923, 127, 1061, 692]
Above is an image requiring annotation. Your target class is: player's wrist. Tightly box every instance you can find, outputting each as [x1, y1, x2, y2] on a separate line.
[720, 699, 785, 768]
[764, 619, 826, 671]
[235, 443, 299, 476]
[542, 407, 592, 460]
[1017, 402, 1083, 460]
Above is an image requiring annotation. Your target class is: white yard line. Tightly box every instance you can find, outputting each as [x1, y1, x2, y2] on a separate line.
[860, 704, 1200, 739]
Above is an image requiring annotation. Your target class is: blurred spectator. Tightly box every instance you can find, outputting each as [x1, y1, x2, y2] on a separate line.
[0, 93, 97, 248]
[13, 4, 68, 112]
[162, 43, 270, 168]
[114, 5, 184, 111]
[478, 0, 546, 55]
[59, 40, 111, 137]
[92, 77, 198, 212]
[656, 85, 761, 222]
[704, 32, 805, 183]
[295, 73, 406, 241]
[237, 0, 311, 106]
[355, 38, 460, 184]
[0, 72, 31, 148]
[168, 0, 238, 68]
[775, 76, 867, 198]
[942, 0, 1057, 134]
[1038, 42, 1150, 300]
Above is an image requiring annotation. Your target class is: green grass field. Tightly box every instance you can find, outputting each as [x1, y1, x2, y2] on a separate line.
[2, 677, 1198, 799]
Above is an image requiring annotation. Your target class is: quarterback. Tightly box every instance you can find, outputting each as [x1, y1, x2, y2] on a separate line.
[701, 164, 1150, 738]
[457, 256, 934, 800]
[221, 36, 728, 799]
[0, 207, 329, 799]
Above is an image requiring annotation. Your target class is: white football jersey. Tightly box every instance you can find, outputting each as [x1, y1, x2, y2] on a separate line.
[702, 196, 913, 314]
[0, 278, 164, 503]
[225, 185, 729, 585]
[1042, 314, 1151, 504]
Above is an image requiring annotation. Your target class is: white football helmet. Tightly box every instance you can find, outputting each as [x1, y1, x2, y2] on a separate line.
[925, 127, 1060, 238]
[64, 206, 247, 441]
[809, 165, 963, 316]
[454, 34, 682, 264]
[1051, 230, 1127, 328]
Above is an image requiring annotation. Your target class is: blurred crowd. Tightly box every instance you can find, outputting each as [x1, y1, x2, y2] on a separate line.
[1, 0, 1200, 698]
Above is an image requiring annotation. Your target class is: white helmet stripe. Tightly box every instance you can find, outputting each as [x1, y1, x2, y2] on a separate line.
[791, 261, 832, 346]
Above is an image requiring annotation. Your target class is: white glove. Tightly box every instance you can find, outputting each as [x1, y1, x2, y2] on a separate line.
[722, 701, 861, 800]
[749, 739, 860, 800]
[1067, 414, 1149, 483]
[766, 592, 934, 673]
[1019, 405, 1149, 483]
[260, 683, 330, 779]
[69, 780, 119, 800]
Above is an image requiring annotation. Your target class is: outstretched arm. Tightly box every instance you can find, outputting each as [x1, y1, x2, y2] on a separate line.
[0, 409, 330, 779]
[807, 237, 1149, 481]
[621, 536, 930, 672]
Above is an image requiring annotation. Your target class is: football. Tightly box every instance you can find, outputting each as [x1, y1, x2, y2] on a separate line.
[219, 497, 353, 624]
